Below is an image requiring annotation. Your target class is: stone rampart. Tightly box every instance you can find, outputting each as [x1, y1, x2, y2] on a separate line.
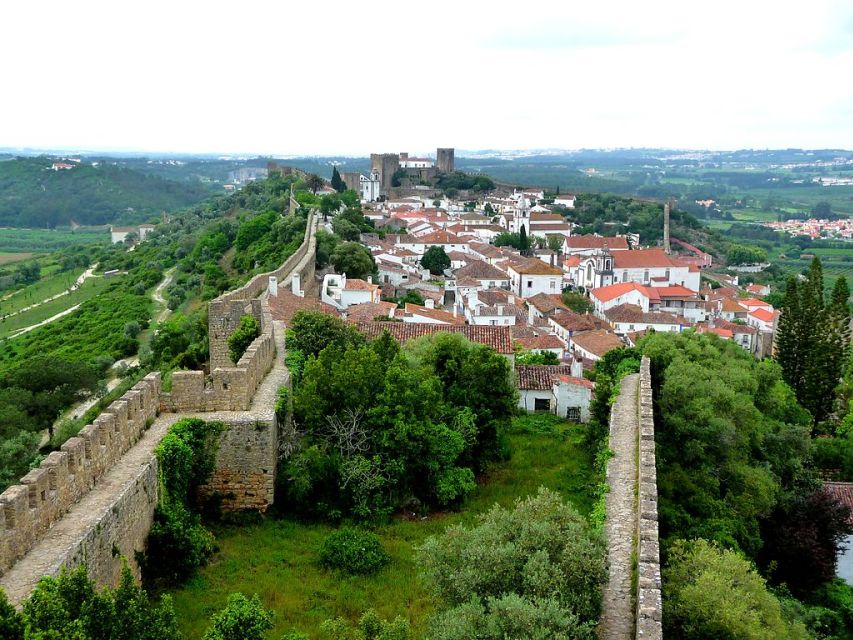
[0, 373, 161, 577]
[635, 356, 663, 639]
[209, 212, 316, 369]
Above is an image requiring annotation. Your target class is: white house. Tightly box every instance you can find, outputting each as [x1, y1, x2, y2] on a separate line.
[461, 290, 518, 326]
[507, 259, 563, 297]
[570, 329, 625, 362]
[403, 301, 463, 325]
[321, 273, 381, 310]
[604, 304, 686, 335]
[747, 307, 777, 332]
[515, 364, 593, 422]
[554, 194, 576, 208]
[590, 282, 654, 314]
[454, 260, 511, 290]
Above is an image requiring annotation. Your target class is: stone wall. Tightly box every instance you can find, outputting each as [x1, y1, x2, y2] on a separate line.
[0, 373, 161, 577]
[208, 212, 316, 369]
[200, 414, 278, 512]
[635, 356, 663, 639]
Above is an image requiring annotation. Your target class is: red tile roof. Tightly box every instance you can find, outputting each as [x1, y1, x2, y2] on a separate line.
[404, 303, 465, 325]
[590, 282, 647, 303]
[345, 301, 397, 323]
[344, 278, 379, 291]
[604, 303, 684, 325]
[268, 290, 338, 324]
[564, 235, 629, 250]
[356, 322, 514, 354]
[508, 258, 563, 276]
[749, 307, 776, 323]
[527, 292, 569, 314]
[612, 248, 678, 268]
[571, 329, 624, 357]
[549, 309, 597, 333]
[515, 365, 575, 390]
[455, 260, 510, 281]
[515, 334, 565, 351]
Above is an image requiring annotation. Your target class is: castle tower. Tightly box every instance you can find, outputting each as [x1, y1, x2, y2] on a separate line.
[663, 200, 672, 255]
[436, 148, 455, 173]
[370, 153, 400, 192]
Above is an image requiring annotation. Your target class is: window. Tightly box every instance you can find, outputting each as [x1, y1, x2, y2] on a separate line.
[566, 407, 581, 422]
[643, 269, 649, 282]
[527, 280, 533, 289]
[534, 398, 551, 412]
[623, 270, 628, 282]
[490, 319, 497, 325]
[665, 268, 670, 280]
[550, 280, 556, 289]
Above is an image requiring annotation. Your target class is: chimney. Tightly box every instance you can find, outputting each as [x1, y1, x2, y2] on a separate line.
[268, 276, 278, 297]
[367, 275, 373, 284]
[425, 298, 435, 309]
[663, 200, 672, 255]
[570, 358, 583, 378]
[292, 273, 301, 296]
[509, 295, 515, 305]
[497, 304, 505, 315]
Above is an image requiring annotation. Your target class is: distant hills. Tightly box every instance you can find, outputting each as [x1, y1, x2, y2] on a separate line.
[0, 157, 212, 227]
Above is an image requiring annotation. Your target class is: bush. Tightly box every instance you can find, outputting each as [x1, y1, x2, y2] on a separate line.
[145, 502, 216, 584]
[319, 527, 390, 575]
[227, 314, 260, 364]
[202, 593, 273, 640]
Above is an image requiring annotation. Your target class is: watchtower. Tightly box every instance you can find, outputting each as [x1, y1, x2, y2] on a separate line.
[436, 148, 455, 173]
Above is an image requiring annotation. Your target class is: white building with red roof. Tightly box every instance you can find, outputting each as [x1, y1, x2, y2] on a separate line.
[514, 364, 593, 421]
[507, 258, 563, 297]
[321, 273, 381, 310]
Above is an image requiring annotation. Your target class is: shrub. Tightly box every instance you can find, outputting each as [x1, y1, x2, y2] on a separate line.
[145, 502, 216, 583]
[319, 527, 390, 575]
[227, 314, 260, 364]
[202, 593, 273, 640]
[320, 609, 410, 640]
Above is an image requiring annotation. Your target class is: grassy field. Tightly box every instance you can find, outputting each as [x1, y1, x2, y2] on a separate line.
[0, 275, 113, 339]
[0, 268, 85, 315]
[166, 416, 597, 639]
[0, 252, 33, 264]
[0, 227, 108, 253]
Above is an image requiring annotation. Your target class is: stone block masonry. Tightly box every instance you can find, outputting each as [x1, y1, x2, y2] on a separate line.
[0, 373, 161, 577]
[635, 357, 662, 639]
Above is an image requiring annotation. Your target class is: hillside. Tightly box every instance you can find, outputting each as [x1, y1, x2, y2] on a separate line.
[0, 157, 211, 227]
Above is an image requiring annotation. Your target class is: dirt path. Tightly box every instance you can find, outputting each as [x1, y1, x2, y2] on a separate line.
[599, 373, 640, 640]
[3, 264, 98, 320]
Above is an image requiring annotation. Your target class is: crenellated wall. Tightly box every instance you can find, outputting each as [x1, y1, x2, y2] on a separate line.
[635, 356, 663, 639]
[0, 373, 161, 576]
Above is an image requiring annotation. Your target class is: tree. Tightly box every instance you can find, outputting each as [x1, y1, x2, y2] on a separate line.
[417, 488, 604, 638]
[331, 242, 376, 281]
[227, 314, 260, 364]
[332, 217, 361, 241]
[0, 589, 24, 640]
[305, 173, 324, 195]
[202, 593, 273, 640]
[776, 276, 803, 398]
[664, 539, 810, 639]
[547, 234, 563, 253]
[519, 225, 529, 256]
[319, 193, 342, 219]
[421, 246, 451, 275]
[331, 166, 346, 193]
[494, 232, 522, 250]
[561, 291, 593, 315]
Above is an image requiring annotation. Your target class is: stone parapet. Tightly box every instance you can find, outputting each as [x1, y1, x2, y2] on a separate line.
[635, 356, 663, 639]
[0, 373, 161, 577]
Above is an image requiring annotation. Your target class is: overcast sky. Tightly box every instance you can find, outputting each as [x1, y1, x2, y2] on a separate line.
[2, 0, 852, 156]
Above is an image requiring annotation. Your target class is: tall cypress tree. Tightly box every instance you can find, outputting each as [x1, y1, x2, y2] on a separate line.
[519, 224, 529, 256]
[803, 258, 833, 422]
[825, 277, 852, 418]
[331, 166, 346, 193]
[776, 276, 803, 397]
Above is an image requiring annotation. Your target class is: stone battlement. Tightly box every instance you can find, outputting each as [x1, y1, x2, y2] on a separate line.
[0, 373, 161, 576]
[635, 356, 663, 639]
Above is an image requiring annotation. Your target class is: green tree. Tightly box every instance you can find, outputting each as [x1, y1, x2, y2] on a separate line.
[321, 609, 411, 640]
[288, 310, 365, 359]
[0, 589, 24, 640]
[421, 246, 451, 275]
[331, 242, 376, 281]
[519, 225, 529, 256]
[202, 593, 273, 640]
[775, 276, 803, 398]
[664, 539, 809, 640]
[227, 314, 260, 364]
[305, 174, 324, 195]
[561, 291, 593, 315]
[331, 166, 346, 193]
[547, 234, 563, 253]
[417, 488, 604, 637]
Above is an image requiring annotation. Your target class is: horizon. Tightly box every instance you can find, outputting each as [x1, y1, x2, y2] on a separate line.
[2, 1, 852, 154]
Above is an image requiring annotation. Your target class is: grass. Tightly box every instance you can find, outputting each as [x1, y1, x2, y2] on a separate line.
[166, 415, 597, 639]
[0, 268, 85, 316]
[0, 252, 33, 264]
[0, 275, 112, 339]
[0, 227, 107, 253]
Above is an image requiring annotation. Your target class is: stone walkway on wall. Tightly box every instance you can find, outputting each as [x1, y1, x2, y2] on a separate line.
[0, 319, 289, 606]
[599, 373, 640, 640]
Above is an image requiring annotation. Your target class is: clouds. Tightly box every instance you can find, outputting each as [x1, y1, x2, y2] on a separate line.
[0, 0, 851, 154]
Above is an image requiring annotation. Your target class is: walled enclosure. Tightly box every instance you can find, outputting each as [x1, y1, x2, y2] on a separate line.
[1, 203, 316, 601]
[636, 357, 663, 638]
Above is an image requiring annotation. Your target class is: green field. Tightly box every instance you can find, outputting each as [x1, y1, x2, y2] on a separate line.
[166, 416, 597, 639]
[0, 275, 113, 339]
[0, 252, 33, 264]
[0, 227, 108, 253]
[0, 268, 85, 316]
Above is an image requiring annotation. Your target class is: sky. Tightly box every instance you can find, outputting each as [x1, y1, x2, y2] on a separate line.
[1, 0, 852, 156]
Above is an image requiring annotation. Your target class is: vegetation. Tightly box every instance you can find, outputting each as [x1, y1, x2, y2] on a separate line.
[417, 488, 604, 640]
[420, 246, 450, 276]
[727, 243, 769, 265]
[0, 156, 210, 227]
[435, 172, 495, 193]
[284, 314, 515, 520]
[561, 290, 593, 315]
[227, 314, 260, 364]
[331, 242, 375, 281]
[318, 528, 390, 576]
[201, 593, 273, 640]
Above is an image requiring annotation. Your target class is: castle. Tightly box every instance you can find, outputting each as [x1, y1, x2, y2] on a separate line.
[342, 147, 455, 200]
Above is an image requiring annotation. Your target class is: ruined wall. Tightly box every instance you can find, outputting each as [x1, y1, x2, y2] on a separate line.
[635, 356, 663, 639]
[436, 147, 455, 173]
[200, 414, 278, 512]
[0, 373, 161, 577]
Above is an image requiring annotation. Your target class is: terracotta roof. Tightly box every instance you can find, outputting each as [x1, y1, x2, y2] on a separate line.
[515, 334, 565, 351]
[563, 256, 582, 268]
[571, 329, 624, 357]
[268, 290, 338, 324]
[344, 278, 379, 292]
[612, 248, 679, 268]
[476, 289, 515, 306]
[446, 250, 469, 261]
[345, 301, 397, 323]
[590, 282, 647, 303]
[711, 318, 757, 334]
[530, 223, 572, 232]
[555, 374, 595, 389]
[455, 260, 510, 281]
[418, 230, 461, 244]
[515, 365, 574, 390]
[549, 309, 597, 333]
[697, 326, 734, 339]
[508, 258, 563, 276]
[653, 285, 699, 299]
[741, 298, 771, 308]
[721, 298, 748, 313]
[564, 235, 629, 250]
[749, 308, 776, 323]
[404, 303, 465, 325]
[530, 213, 564, 222]
[824, 483, 853, 523]
[527, 293, 569, 314]
[604, 304, 684, 325]
[356, 322, 514, 353]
